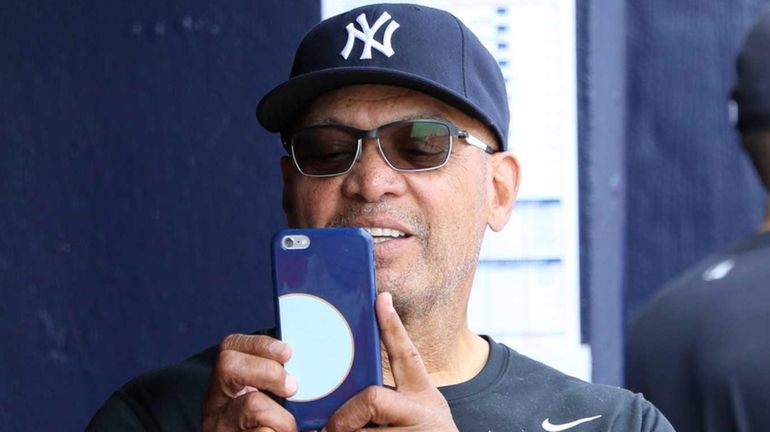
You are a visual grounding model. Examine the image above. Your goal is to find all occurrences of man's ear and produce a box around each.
[280,155,295,182]
[487,152,520,232]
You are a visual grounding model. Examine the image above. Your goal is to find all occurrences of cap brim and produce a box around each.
[256,67,496,135]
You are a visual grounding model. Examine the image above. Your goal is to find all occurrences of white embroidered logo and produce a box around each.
[702,258,735,281]
[542,415,602,431]
[340,12,400,60]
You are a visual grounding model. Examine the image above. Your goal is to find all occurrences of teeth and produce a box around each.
[363,227,406,239]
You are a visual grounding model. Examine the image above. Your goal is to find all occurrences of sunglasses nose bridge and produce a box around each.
[356,133,390,167]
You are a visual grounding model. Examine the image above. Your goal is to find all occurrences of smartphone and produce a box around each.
[271,228,382,430]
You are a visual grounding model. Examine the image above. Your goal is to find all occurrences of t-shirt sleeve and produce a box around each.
[85,390,150,431]
[639,396,676,432]
[83,350,214,432]
[579,385,675,432]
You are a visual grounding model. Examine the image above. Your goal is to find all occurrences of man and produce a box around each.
[88,4,673,431]
[625,7,770,432]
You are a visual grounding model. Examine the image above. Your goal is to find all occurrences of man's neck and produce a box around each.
[381,305,490,389]
[421,327,489,388]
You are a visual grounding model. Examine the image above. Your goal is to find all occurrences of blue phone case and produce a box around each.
[271,228,382,430]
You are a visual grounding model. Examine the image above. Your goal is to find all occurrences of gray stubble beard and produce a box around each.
[328,202,482,330]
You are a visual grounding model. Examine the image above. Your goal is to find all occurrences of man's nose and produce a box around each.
[340,137,407,202]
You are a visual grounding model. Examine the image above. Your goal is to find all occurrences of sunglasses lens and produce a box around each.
[380,121,451,170]
[288,121,453,176]
[291,127,358,176]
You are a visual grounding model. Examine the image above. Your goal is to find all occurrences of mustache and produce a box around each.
[327,203,427,237]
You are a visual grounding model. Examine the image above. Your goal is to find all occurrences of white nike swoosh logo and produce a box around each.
[542,415,602,431]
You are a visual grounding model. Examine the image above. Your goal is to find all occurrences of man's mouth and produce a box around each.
[362,227,408,244]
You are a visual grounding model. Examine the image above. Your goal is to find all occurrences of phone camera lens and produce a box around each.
[283,237,295,248]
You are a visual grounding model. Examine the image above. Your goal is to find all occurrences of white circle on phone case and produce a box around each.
[279,293,354,402]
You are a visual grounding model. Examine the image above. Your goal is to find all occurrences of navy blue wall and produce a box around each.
[582,0,768,386]
[0,1,319,430]
[581,0,629,385]
[623,1,768,336]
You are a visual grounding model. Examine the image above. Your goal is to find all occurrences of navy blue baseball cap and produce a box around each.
[733,6,770,132]
[257,3,509,150]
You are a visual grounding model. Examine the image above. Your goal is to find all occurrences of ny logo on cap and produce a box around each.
[340,12,400,60]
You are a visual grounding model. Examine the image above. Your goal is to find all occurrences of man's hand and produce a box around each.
[201,333,299,432]
[325,292,459,432]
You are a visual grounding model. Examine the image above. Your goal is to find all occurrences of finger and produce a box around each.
[221,333,293,364]
[326,386,420,431]
[220,390,297,432]
[376,292,431,391]
[206,348,298,409]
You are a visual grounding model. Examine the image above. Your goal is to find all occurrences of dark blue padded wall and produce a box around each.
[580,0,629,385]
[581,0,768,385]
[623,0,767,353]
[0,1,319,430]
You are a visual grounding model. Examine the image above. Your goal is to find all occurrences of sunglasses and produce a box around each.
[283,119,496,177]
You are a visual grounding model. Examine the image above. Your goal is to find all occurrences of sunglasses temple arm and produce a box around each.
[459,132,497,154]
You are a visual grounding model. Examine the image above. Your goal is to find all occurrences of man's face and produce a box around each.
[742,129,770,192]
[280,84,507,324]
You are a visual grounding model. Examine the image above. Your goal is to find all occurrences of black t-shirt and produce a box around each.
[88,336,673,431]
[626,231,770,432]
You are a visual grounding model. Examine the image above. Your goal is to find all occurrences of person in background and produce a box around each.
[88,4,673,431]
[626,6,770,432]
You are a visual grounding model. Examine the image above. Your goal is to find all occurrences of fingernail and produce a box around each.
[285,374,298,394]
[269,341,285,356]
[384,292,394,311]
